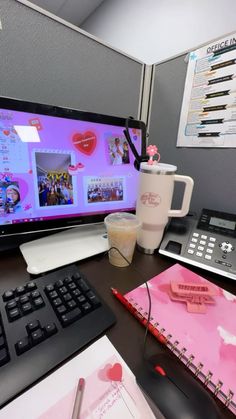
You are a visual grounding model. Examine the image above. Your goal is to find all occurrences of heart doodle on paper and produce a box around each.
[98,363,112,382]
[72,131,97,155]
[107,363,122,382]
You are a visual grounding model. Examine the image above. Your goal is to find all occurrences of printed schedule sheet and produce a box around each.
[177,33,236,147]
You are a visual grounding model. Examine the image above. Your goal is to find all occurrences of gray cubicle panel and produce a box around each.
[149,53,236,215]
[0,0,144,119]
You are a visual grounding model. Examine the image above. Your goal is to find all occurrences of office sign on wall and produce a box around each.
[177,32,236,147]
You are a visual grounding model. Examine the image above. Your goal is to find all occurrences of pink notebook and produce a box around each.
[125,263,236,414]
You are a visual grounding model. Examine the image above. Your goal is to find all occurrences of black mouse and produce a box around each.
[136,353,221,419]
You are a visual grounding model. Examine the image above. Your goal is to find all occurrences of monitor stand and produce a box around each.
[20,223,108,275]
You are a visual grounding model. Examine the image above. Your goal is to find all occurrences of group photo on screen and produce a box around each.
[87,177,124,203]
[107,136,130,165]
[35,151,74,207]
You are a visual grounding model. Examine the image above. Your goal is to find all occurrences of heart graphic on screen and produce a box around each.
[107,363,122,382]
[3,130,10,136]
[72,131,97,155]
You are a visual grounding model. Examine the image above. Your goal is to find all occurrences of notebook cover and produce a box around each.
[125,263,236,410]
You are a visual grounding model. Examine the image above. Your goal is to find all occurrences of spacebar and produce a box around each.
[61,308,82,327]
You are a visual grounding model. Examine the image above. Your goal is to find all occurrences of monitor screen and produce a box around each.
[0,97,146,238]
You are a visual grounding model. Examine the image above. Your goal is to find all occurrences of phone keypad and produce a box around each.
[187,232,235,266]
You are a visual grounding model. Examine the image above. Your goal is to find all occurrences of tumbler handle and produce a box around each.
[168,175,194,218]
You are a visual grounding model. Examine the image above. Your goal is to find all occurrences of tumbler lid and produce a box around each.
[140,162,177,174]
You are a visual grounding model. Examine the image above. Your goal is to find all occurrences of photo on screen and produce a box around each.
[86,176,124,204]
[0,181,21,215]
[35,151,74,207]
[107,135,130,165]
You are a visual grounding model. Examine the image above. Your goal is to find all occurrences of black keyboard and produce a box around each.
[0,264,116,408]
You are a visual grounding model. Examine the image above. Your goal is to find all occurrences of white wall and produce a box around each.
[82,0,236,64]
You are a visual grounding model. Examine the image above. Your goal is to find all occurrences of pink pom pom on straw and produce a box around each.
[146,145,160,165]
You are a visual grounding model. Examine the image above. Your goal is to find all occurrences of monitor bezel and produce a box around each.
[0,96,146,238]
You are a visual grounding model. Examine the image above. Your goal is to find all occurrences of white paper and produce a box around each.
[177,33,236,147]
[0,336,157,419]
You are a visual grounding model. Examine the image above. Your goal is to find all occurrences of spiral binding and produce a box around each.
[128,300,236,414]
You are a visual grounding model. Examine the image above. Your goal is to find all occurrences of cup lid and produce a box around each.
[104,212,140,229]
[140,162,177,174]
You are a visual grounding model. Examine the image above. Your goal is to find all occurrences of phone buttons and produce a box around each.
[187,249,194,254]
[220,242,234,253]
[196,251,203,257]
[209,237,216,242]
[205,254,212,260]
[208,242,215,248]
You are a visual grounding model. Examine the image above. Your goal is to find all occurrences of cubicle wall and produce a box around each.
[149,53,236,215]
[0,0,144,119]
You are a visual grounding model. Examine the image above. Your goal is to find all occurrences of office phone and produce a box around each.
[159,208,236,280]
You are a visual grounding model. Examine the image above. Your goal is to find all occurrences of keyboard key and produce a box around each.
[44,323,57,337]
[0,348,10,366]
[21,302,33,314]
[77,279,90,292]
[61,307,82,327]
[72,288,81,297]
[31,290,40,299]
[15,336,31,355]
[58,286,67,295]
[67,300,76,310]
[26,320,41,333]
[55,280,64,288]
[49,290,58,299]
[81,302,92,313]
[31,329,45,346]
[77,295,86,304]
[3,290,14,302]
[86,291,101,307]
[33,297,45,309]
[8,308,21,321]
[0,336,5,349]
[56,304,67,315]
[19,295,29,304]
[45,284,54,293]
[15,286,25,296]
[53,298,63,307]
[64,277,72,285]
[68,282,76,291]
[26,282,37,291]
[64,293,72,302]
[6,300,17,310]
[72,272,81,280]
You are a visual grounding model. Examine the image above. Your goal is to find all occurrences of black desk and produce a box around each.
[0,248,235,418]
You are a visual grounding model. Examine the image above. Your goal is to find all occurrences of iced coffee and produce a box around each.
[104,212,140,267]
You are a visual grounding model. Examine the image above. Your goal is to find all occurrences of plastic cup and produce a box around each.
[104,212,141,267]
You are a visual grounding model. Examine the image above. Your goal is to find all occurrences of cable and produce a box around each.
[102,246,152,361]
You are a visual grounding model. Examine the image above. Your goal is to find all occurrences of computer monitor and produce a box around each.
[0,97,146,272]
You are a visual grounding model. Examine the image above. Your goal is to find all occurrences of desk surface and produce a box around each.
[0,247,235,418]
